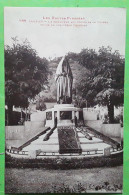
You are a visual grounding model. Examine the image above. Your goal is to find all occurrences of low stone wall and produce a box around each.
[25,121,45,131]
[5,126,25,140]
[83,108,99,120]
[84,120,102,132]
[100,124,121,138]
[6,120,45,141]
[24,121,45,139]
[84,120,122,142]
[45,102,56,109]
[31,111,46,122]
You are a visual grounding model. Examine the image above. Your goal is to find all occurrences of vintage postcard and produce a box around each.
[4,7,125,193]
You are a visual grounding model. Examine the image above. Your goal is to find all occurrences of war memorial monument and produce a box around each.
[6,56,123,162]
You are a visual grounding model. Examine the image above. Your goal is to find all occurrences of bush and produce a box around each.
[114,114,123,127]
[36,98,46,111]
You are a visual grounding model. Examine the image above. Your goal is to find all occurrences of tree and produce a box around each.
[78,48,98,69]
[95,88,124,123]
[76,46,124,123]
[5,38,49,124]
[36,96,46,111]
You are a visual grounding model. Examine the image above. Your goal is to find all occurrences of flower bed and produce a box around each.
[58,127,82,154]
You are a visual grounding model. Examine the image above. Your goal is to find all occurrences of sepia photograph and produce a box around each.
[4,7,125,193]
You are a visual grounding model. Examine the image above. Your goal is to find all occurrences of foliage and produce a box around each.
[102,114,110,124]
[78,48,98,69]
[5,110,26,126]
[114,114,123,127]
[5,37,49,124]
[36,96,46,111]
[72,94,86,108]
[76,46,124,123]
[67,52,80,62]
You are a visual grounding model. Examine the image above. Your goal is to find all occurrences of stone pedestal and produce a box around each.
[45,104,81,128]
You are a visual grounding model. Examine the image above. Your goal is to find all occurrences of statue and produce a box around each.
[55,56,73,104]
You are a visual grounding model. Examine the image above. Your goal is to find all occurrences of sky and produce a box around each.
[4,7,126,59]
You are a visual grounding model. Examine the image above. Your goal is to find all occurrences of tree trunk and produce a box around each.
[107,103,114,123]
[8,103,13,125]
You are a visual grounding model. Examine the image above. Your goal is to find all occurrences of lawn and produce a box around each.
[5,165,123,193]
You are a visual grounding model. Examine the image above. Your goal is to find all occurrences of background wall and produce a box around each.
[5,125,25,140]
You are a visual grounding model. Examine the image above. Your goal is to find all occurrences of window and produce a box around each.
[60,111,72,120]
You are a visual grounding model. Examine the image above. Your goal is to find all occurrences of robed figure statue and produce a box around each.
[55,56,73,104]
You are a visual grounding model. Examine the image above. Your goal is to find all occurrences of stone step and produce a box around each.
[81,142,110,151]
[31,140,59,145]
[31,143,59,145]
[79,137,103,143]
[39,152,59,155]
[77,132,94,138]
[23,144,59,152]
[31,141,59,145]
[80,141,103,144]
[31,138,58,144]
[84,125,120,148]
